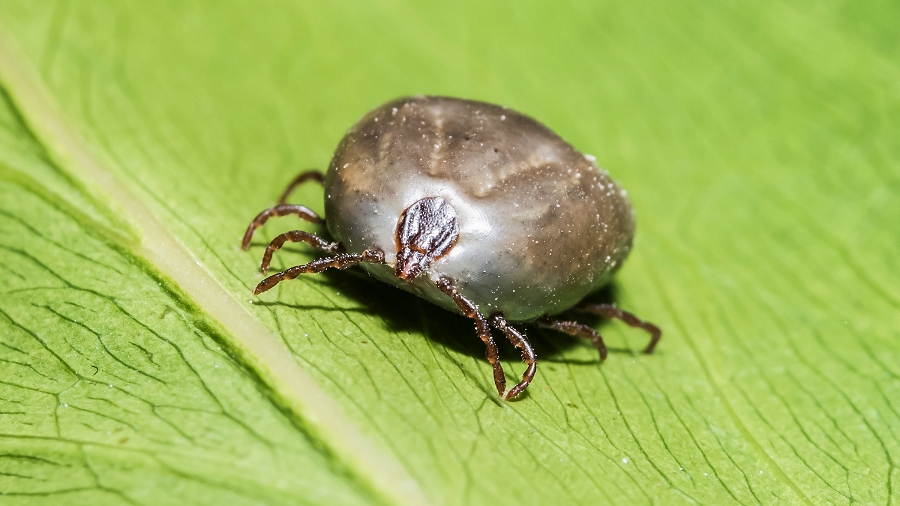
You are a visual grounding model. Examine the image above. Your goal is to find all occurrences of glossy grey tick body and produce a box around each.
[242,96,661,400]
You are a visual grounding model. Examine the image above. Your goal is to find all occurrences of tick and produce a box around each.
[242,96,661,400]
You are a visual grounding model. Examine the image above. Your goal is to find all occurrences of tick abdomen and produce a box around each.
[325,96,634,321]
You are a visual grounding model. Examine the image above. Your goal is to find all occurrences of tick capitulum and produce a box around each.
[241,96,661,400]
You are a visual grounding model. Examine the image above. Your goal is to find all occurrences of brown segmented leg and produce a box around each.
[241,204,324,250]
[278,170,325,204]
[536,317,608,361]
[576,303,662,353]
[436,277,507,397]
[259,230,345,274]
[489,314,536,400]
[254,249,385,295]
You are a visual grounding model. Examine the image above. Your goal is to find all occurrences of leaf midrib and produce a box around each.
[0,23,428,506]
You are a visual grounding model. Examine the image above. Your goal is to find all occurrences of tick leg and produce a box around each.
[259,230,345,274]
[278,170,325,204]
[436,277,507,398]
[253,249,385,295]
[536,317,608,361]
[576,304,662,354]
[489,314,536,400]
[241,204,324,250]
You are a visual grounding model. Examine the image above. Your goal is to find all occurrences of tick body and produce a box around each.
[243,96,660,400]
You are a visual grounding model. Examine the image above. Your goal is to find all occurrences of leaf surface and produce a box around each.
[0,1,898,504]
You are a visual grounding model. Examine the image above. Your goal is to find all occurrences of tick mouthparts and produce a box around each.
[396,263,423,282]
[395,247,429,282]
[397,269,419,282]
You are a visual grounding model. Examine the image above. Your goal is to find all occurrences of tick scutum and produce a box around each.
[395,197,460,282]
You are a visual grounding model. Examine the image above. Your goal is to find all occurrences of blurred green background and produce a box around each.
[0,1,898,504]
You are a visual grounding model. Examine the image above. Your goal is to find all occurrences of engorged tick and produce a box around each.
[242,96,661,400]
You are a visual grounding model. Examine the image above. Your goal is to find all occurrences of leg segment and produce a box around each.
[489,314,536,400]
[241,204,324,250]
[278,170,325,204]
[254,249,385,295]
[536,317,608,361]
[241,204,325,250]
[576,303,662,353]
[436,277,507,397]
[259,230,344,274]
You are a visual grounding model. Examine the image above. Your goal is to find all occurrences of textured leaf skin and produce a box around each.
[1,1,899,505]
[0,92,372,504]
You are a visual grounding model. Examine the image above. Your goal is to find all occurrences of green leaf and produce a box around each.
[1,1,898,505]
